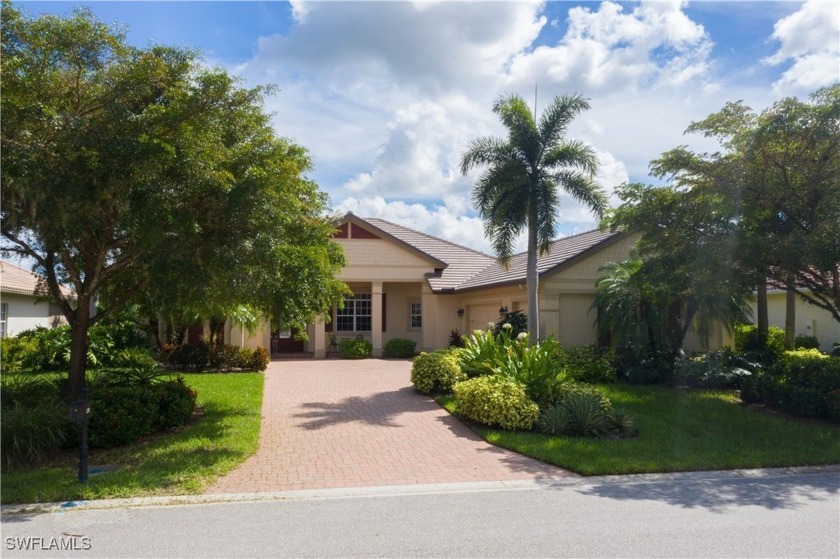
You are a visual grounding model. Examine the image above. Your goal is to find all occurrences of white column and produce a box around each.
[371,282,383,358]
[421,281,437,352]
[313,316,326,359]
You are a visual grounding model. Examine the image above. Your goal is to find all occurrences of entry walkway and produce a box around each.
[208,359,572,493]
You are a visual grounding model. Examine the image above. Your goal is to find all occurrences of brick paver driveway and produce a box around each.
[208,359,573,493]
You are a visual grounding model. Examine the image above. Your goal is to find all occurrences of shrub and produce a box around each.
[0,337,39,374]
[384,338,417,358]
[448,329,465,348]
[458,328,505,377]
[734,324,786,364]
[494,310,528,338]
[154,377,197,430]
[740,352,840,421]
[87,384,159,448]
[1,399,67,467]
[1,373,68,467]
[794,334,820,350]
[250,346,270,371]
[339,338,372,359]
[411,351,466,394]
[673,349,755,389]
[491,337,568,406]
[536,382,628,437]
[159,342,267,371]
[453,376,539,431]
[560,345,618,384]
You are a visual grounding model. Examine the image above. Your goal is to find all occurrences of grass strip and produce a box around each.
[1,373,263,504]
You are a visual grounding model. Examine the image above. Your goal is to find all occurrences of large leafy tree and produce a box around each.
[1,4,347,400]
[600,183,752,371]
[653,85,840,347]
[461,93,608,344]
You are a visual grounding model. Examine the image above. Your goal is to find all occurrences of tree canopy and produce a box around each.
[461,93,607,343]
[1,3,347,398]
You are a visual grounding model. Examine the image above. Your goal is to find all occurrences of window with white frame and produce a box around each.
[0,303,7,338]
[409,301,422,329]
[336,293,372,332]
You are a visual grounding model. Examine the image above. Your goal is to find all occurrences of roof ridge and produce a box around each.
[363,217,495,259]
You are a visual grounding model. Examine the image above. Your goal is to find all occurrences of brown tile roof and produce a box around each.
[0,260,73,298]
[455,229,627,291]
[361,217,496,292]
[346,215,626,293]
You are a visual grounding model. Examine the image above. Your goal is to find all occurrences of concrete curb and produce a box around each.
[3,465,838,516]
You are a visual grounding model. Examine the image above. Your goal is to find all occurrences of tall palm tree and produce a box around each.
[461,93,607,344]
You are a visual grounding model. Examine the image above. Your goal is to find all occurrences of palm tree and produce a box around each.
[461,93,607,344]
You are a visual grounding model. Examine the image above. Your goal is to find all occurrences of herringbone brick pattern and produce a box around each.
[208,359,571,493]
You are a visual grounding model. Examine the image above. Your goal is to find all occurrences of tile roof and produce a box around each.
[0,260,73,298]
[1,260,43,295]
[455,229,626,291]
[362,218,496,291]
[351,215,626,293]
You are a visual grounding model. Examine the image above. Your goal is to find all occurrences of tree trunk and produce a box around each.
[157,313,168,348]
[68,300,91,402]
[784,272,796,350]
[756,282,769,336]
[526,211,540,345]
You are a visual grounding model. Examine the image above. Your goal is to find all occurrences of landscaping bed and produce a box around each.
[436,384,840,476]
[1,373,263,505]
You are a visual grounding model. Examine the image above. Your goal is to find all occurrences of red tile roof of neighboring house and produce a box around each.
[0,260,73,298]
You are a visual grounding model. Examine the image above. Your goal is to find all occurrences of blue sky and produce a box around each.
[16,1,840,253]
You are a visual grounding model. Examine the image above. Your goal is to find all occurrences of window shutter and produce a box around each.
[382,293,387,332]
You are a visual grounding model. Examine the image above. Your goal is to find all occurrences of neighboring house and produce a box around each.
[261,212,645,358]
[0,261,70,338]
[751,289,840,352]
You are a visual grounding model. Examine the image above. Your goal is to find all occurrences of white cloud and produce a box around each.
[764,0,840,92]
[228,0,784,248]
[335,196,494,253]
[505,0,712,93]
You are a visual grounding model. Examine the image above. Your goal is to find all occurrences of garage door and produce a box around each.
[468,303,500,332]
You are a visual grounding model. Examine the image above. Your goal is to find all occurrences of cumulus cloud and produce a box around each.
[505,0,712,92]
[229,0,780,247]
[764,0,840,93]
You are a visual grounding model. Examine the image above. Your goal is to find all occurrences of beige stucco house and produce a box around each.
[751,290,840,352]
[242,213,638,358]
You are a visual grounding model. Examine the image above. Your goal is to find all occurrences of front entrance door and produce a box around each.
[271,328,305,355]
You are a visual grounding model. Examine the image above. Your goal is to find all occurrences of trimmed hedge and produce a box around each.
[560,345,618,384]
[411,351,466,394]
[741,352,840,421]
[383,338,417,358]
[160,342,269,371]
[452,376,539,431]
[734,324,786,364]
[339,338,372,359]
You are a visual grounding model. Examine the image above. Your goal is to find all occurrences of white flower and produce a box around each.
[517,332,528,341]
[487,322,496,330]
[502,323,513,330]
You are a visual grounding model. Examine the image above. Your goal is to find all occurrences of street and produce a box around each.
[2,469,838,558]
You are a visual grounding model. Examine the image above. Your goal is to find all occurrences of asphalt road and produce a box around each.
[2,469,838,558]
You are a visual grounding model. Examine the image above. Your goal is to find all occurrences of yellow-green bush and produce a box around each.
[453,376,539,430]
[411,351,465,394]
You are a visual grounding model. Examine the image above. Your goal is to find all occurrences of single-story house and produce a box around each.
[233,212,645,358]
[0,260,70,338]
[751,289,840,352]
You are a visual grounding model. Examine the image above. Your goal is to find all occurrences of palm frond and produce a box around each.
[460,137,513,175]
[539,94,591,148]
[552,170,608,218]
[543,140,598,175]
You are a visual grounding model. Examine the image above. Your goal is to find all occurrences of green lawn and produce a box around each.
[437,384,840,475]
[1,373,263,505]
